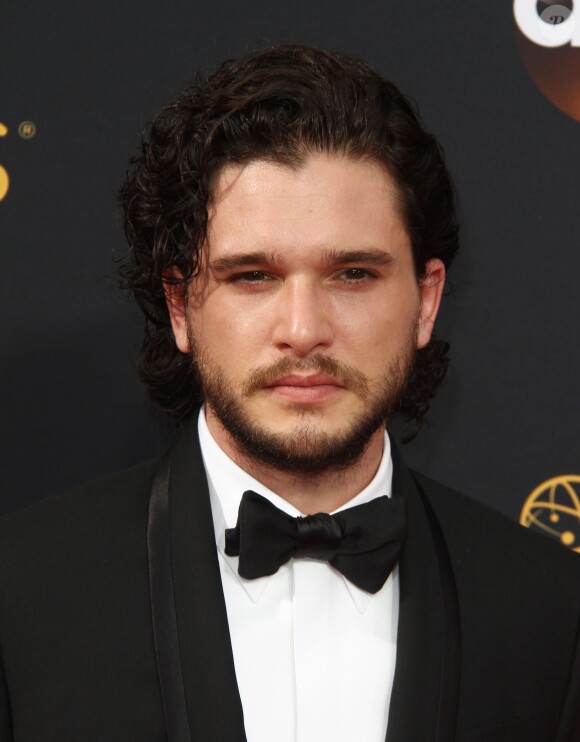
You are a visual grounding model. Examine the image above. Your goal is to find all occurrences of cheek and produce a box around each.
[335,290,419,353]
[191,299,267,368]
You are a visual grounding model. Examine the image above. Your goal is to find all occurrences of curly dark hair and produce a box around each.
[119,43,459,435]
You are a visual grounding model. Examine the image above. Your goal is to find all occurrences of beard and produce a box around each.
[188,326,416,477]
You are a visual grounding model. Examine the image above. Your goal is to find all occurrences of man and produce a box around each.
[0,44,579,742]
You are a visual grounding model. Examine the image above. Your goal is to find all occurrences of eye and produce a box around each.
[228,271,272,284]
[337,268,376,282]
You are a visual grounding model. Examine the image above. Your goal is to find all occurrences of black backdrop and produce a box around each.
[1,1,579,550]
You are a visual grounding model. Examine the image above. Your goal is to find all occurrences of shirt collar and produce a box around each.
[197,407,394,613]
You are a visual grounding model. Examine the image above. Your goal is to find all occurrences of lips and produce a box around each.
[264,373,345,403]
[267,373,344,389]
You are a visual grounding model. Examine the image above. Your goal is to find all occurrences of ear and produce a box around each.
[164,271,191,354]
[416,258,446,349]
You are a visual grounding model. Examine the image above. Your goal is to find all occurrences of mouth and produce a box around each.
[265,373,345,403]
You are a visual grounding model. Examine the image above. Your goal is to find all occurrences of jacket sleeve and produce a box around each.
[555,618,580,741]
[0,649,13,741]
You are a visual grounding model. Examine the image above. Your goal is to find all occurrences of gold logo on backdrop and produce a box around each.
[0,119,37,201]
[18,121,36,139]
[0,121,8,200]
[0,165,9,201]
[520,475,580,552]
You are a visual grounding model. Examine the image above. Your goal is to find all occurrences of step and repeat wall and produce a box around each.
[1,1,579,552]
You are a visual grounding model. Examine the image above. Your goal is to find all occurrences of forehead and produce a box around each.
[206,154,410,261]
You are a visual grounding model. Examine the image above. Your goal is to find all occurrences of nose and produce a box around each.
[271,277,334,357]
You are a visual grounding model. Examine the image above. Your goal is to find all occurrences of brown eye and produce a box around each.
[339,269,374,281]
[230,271,270,283]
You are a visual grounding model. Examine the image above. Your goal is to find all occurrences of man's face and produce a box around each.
[167,153,444,474]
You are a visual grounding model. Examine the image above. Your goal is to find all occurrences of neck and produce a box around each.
[205,410,386,514]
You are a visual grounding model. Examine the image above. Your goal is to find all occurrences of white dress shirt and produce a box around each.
[198,409,399,742]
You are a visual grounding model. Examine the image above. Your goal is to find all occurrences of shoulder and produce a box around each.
[0,459,159,587]
[412,469,580,569]
[0,459,170,703]
[0,457,158,528]
[413,470,580,608]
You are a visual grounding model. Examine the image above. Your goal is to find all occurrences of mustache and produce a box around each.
[241,354,369,395]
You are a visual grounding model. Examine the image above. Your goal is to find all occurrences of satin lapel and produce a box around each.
[167,418,247,742]
[386,445,460,742]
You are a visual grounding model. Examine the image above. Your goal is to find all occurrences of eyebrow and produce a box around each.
[209,248,395,273]
[321,248,395,267]
[209,251,277,273]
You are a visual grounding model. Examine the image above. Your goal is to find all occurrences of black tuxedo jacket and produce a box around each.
[0,420,579,741]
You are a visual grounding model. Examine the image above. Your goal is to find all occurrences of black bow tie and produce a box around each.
[224,490,406,594]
